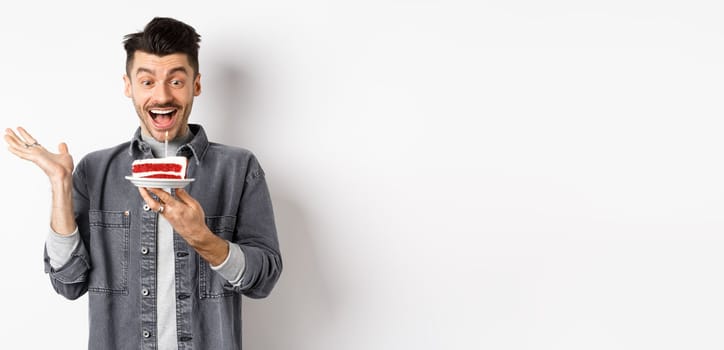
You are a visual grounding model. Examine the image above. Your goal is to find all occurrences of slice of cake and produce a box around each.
[131,156,188,179]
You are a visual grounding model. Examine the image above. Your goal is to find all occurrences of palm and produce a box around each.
[4,127,74,182]
[35,146,74,179]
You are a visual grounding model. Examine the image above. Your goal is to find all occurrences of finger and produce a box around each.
[138,187,167,213]
[4,130,27,149]
[174,188,195,204]
[4,133,20,148]
[5,128,42,154]
[58,142,69,155]
[5,128,21,140]
[6,144,34,161]
[141,188,168,214]
[175,188,204,215]
[138,187,159,207]
[146,187,175,205]
[17,127,38,144]
[5,135,34,158]
[4,128,18,139]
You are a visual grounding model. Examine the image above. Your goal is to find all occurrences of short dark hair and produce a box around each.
[123,17,201,77]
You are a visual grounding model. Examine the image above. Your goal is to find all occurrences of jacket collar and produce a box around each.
[128,124,209,165]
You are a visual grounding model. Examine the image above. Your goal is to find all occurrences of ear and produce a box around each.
[123,74,132,98]
[193,73,202,96]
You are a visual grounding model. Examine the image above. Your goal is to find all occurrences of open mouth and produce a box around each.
[149,108,178,129]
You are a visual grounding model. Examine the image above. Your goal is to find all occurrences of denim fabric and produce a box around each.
[43,124,282,350]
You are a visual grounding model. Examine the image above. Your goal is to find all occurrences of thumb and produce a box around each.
[58,142,69,154]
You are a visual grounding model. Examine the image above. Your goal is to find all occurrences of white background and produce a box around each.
[1,1,724,349]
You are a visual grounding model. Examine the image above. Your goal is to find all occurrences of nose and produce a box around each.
[152,83,172,104]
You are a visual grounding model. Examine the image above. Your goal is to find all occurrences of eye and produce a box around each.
[140,80,153,87]
[170,79,185,87]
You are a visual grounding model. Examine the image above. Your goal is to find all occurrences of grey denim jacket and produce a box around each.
[43,124,282,349]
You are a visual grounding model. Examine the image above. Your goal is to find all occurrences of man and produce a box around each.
[4,17,282,349]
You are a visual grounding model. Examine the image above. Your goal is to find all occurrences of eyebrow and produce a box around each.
[135,66,189,76]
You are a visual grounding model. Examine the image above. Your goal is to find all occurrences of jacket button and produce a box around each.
[142,330,151,338]
[123,211,130,216]
[141,247,149,255]
[176,252,189,257]
[143,204,151,211]
[141,288,149,296]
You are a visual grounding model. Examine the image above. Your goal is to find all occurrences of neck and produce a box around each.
[141,127,193,158]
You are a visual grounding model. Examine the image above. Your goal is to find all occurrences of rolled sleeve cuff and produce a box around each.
[210,241,246,286]
[46,227,80,270]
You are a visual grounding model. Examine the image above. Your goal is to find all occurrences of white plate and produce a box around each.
[125,176,195,188]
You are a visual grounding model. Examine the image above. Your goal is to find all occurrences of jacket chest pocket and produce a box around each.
[199,215,236,299]
[88,210,130,295]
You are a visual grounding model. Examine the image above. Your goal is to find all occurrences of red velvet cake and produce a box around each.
[131,156,188,179]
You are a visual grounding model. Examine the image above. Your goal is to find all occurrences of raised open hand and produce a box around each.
[4,127,74,184]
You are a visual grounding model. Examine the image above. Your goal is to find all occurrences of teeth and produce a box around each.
[151,109,174,114]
